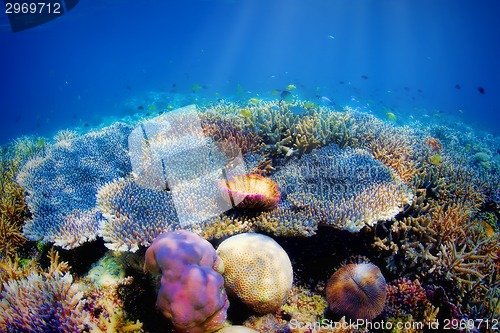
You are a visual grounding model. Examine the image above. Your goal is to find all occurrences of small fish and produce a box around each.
[455,84,461,90]
[429,154,442,165]
[386,112,397,121]
[328,35,335,39]
[249,97,260,104]
[240,108,252,118]
[191,84,202,92]
[148,105,157,111]
[286,84,296,91]
[271,89,281,95]
[457,109,464,113]
[318,96,335,105]
[280,90,293,104]
[478,86,485,94]
[361,75,369,80]
[303,101,317,109]
[137,105,144,110]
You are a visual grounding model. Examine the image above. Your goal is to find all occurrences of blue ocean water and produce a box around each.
[0,0,499,145]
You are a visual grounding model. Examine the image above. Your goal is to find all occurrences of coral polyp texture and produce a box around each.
[218,174,280,210]
[272,143,413,232]
[16,122,132,249]
[144,230,229,333]
[216,233,293,314]
[97,177,178,252]
[128,105,246,226]
[326,263,387,321]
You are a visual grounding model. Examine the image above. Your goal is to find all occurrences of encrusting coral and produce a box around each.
[144,230,229,333]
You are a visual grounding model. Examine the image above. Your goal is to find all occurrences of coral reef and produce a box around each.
[218,174,280,210]
[217,326,259,333]
[216,233,293,314]
[144,230,229,333]
[0,156,29,259]
[17,122,133,249]
[326,263,387,321]
[204,100,352,156]
[97,177,177,252]
[272,143,413,232]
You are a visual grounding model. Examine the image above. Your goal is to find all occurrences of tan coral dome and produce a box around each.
[216,233,293,314]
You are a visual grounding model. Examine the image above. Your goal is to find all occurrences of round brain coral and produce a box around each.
[216,233,293,314]
[326,263,387,321]
[144,230,229,333]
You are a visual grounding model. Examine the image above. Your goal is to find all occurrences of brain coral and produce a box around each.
[16,123,132,249]
[272,143,413,232]
[144,230,229,333]
[216,233,293,314]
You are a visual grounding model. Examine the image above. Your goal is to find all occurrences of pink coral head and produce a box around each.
[144,230,229,333]
[218,174,280,210]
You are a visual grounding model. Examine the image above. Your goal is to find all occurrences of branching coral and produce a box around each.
[0,249,89,332]
[0,156,29,259]
[204,100,352,156]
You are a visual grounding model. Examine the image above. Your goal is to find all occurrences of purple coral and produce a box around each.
[144,230,229,333]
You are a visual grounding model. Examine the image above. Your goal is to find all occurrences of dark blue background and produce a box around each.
[1,0,499,145]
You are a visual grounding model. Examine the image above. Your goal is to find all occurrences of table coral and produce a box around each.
[272,143,413,232]
[17,122,133,249]
[144,230,229,333]
[216,233,293,314]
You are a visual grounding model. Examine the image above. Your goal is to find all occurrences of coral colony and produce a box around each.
[0,99,499,333]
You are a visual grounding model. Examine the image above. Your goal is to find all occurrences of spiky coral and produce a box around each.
[0,156,29,259]
[204,100,352,156]
[200,113,263,156]
[0,249,89,332]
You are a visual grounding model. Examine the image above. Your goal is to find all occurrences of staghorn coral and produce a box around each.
[272,143,413,232]
[216,233,293,314]
[204,100,352,156]
[144,230,229,333]
[200,113,264,156]
[0,154,29,259]
[17,122,133,249]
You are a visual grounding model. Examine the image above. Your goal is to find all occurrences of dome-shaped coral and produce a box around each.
[326,263,387,321]
[144,230,229,333]
[216,233,292,314]
[218,174,280,210]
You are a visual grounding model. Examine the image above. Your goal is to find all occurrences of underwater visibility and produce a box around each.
[1,1,499,332]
